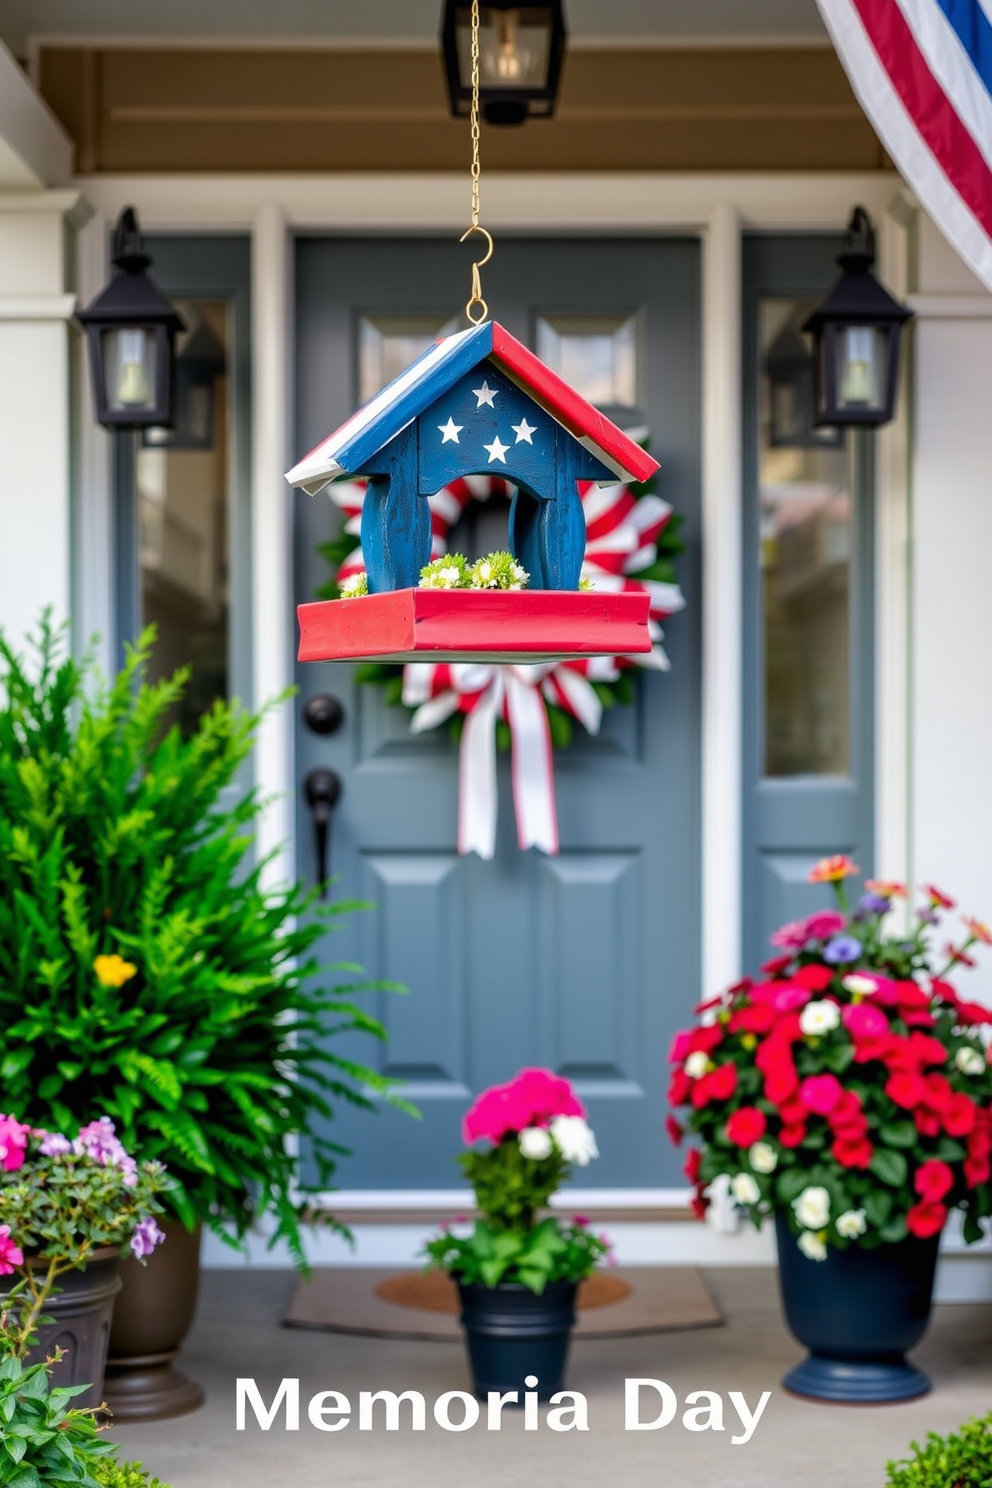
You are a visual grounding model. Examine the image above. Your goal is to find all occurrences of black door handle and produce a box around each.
[303,767,342,898]
[303,694,345,735]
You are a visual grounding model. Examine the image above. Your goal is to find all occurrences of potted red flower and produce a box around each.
[425,1067,610,1401]
[668,856,992,1404]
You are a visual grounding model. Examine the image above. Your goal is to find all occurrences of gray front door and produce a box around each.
[293,237,700,1191]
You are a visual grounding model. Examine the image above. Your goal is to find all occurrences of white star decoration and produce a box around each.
[483,436,510,464]
[472,380,498,408]
[511,417,536,445]
[437,417,462,444]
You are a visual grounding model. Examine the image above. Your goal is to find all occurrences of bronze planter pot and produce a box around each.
[103,1219,204,1421]
[2,1247,122,1411]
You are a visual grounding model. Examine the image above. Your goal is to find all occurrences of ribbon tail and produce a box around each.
[506,674,559,856]
[457,675,503,859]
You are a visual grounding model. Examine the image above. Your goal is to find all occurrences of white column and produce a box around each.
[0,191,88,653]
[909,214,992,1000]
[701,203,742,995]
[251,202,296,887]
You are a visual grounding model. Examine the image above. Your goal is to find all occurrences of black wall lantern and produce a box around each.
[441,1,567,125]
[803,206,913,428]
[76,206,185,430]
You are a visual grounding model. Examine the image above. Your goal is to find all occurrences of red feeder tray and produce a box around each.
[297,589,651,665]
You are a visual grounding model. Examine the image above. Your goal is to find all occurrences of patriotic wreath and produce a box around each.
[316,458,685,857]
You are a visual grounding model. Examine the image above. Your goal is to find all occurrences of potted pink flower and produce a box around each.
[0,1114,168,1408]
[425,1067,609,1400]
[667,857,992,1404]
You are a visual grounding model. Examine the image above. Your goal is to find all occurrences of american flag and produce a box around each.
[816,0,992,292]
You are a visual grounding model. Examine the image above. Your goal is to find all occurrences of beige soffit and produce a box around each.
[36,44,890,175]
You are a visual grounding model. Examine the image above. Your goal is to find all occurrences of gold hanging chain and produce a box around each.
[460,0,493,325]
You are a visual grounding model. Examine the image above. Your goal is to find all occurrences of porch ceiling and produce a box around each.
[0,0,827,57]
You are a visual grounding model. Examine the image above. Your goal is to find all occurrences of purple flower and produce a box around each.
[858,892,891,916]
[917,907,940,926]
[823,935,863,965]
[130,1216,166,1259]
[74,1116,138,1183]
[38,1132,72,1157]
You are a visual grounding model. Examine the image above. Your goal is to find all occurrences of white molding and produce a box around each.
[251,203,296,889]
[701,203,743,995]
[74,173,901,235]
[310,1188,691,1211]
[874,206,913,888]
[0,293,75,319]
[907,293,992,317]
[0,189,89,224]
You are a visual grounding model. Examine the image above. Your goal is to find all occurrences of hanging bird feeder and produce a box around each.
[286,0,658,666]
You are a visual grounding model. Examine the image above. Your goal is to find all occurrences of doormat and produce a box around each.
[283,1267,722,1341]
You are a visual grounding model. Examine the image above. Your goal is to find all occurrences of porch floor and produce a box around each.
[110,1267,992,1488]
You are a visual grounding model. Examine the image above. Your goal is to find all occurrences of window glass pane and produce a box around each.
[759,298,851,777]
[136,299,229,732]
[535,314,639,408]
[359,315,459,402]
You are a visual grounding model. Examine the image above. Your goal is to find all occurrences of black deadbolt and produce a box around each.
[303,693,345,736]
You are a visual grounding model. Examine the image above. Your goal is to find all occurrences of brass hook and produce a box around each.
[460,224,494,325]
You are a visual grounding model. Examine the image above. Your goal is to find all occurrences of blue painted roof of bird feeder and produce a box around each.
[285,319,659,497]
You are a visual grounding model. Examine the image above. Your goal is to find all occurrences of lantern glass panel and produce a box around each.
[837,323,889,413]
[759,298,852,779]
[102,326,158,413]
[455,7,553,92]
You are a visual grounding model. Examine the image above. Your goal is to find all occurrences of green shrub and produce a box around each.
[0,617,408,1268]
[0,1353,113,1488]
[886,1412,992,1488]
[93,1460,170,1488]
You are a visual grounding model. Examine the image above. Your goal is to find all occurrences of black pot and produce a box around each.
[1,1248,122,1411]
[457,1280,577,1401]
[775,1213,941,1403]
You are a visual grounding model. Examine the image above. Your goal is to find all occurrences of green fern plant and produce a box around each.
[0,616,409,1271]
[886,1413,992,1488]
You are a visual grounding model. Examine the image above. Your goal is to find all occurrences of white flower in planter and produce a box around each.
[749,1141,778,1174]
[798,1231,828,1261]
[549,1115,599,1166]
[518,1126,554,1160]
[730,1172,760,1205]
[836,1209,868,1238]
[793,1185,831,1230]
[799,1000,841,1036]
[841,973,879,995]
[684,1051,710,1079]
[955,1046,986,1076]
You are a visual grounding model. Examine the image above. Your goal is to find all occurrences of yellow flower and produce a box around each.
[93,954,138,988]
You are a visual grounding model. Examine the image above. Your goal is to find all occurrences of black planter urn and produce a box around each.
[775,1214,941,1403]
[457,1280,577,1401]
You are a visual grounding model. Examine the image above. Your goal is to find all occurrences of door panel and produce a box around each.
[294,236,700,1190]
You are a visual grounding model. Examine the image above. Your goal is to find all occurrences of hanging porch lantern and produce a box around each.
[76,207,185,431]
[441,0,567,125]
[803,206,912,428]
